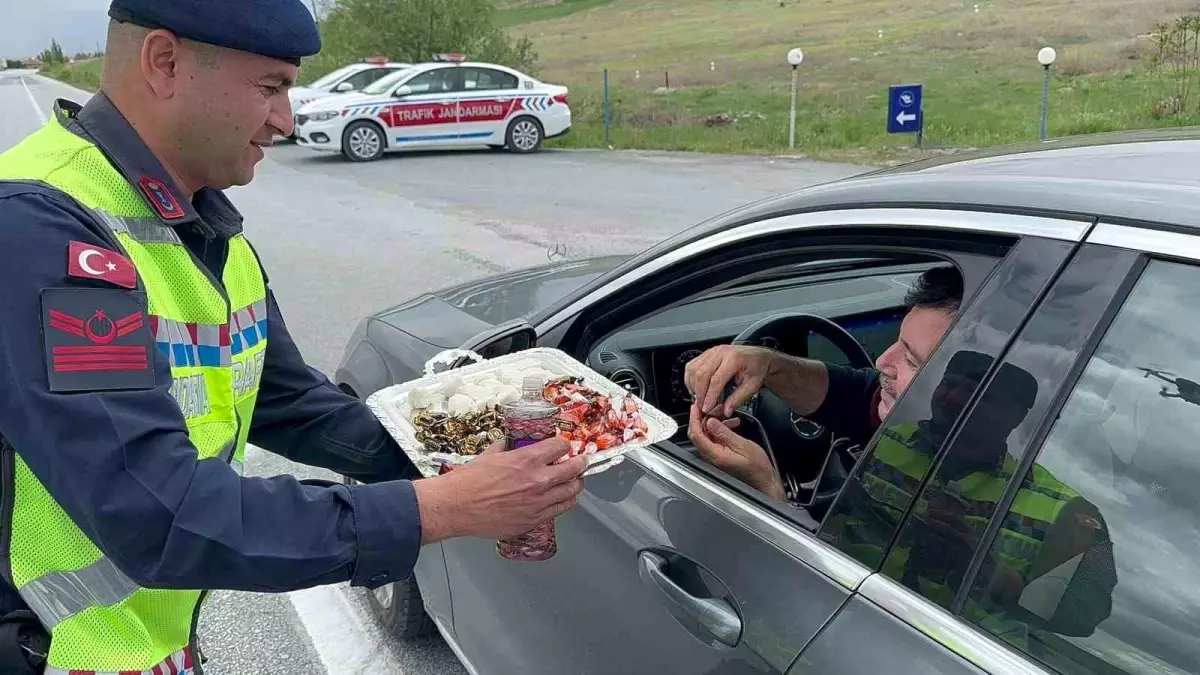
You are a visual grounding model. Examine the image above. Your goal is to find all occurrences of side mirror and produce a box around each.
[393,84,413,98]
[333,81,355,93]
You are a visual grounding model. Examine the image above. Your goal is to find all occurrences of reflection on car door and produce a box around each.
[455,67,524,146]
[441,445,866,675]
[801,240,1126,675]
[382,67,462,146]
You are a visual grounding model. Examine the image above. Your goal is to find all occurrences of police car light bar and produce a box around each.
[362,56,388,64]
[433,53,467,63]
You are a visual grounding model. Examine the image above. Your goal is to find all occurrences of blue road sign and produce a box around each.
[887,84,923,134]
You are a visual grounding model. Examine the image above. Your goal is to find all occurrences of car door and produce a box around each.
[455,67,523,145]
[440,208,1092,675]
[383,67,462,147]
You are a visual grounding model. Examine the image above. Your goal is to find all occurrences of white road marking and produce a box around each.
[288,583,405,674]
[21,77,47,124]
[244,444,406,673]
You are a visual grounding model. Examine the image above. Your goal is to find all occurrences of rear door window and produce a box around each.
[462,67,519,91]
[961,259,1200,674]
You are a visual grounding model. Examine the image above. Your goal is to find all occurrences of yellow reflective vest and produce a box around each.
[0,104,267,673]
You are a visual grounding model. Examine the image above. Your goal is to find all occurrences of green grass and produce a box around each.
[496,0,614,27]
[514,0,1200,161]
[40,58,102,92]
[549,59,1200,163]
[41,1,1200,162]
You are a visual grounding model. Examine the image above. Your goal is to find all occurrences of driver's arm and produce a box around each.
[687,346,880,443]
[802,363,882,445]
[687,345,831,418]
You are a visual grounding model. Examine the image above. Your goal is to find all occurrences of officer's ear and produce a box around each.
[140,29,186,100]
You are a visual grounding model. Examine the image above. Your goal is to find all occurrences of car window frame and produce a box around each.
[397,66,462,97]
[526,208,1093,588]
[341,67,389,91]
[462,66,519,92]
[936,222,1200,674]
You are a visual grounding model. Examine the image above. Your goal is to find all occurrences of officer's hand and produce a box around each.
[685,345,776,417]
[688,404,785,501]
[413,437,587,543]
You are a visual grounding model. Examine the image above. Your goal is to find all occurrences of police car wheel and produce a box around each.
[506,116,543,154]
[342,121,386,162]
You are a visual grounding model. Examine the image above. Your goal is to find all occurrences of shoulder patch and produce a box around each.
[67,241,137,289]
[41,288,156,393]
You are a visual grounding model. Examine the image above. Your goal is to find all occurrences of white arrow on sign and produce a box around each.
[896,111,918,126]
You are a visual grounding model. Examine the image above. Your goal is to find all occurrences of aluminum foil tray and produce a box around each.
[366,347,677,478]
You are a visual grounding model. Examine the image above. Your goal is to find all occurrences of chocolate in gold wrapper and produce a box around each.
[412,405,505,456]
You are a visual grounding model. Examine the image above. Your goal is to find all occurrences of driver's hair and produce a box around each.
[905,266,963,315]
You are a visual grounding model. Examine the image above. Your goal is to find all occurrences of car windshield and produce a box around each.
[363,68,415,95]
[307,65,361,90]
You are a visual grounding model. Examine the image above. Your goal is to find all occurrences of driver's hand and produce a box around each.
[685,345,776,417]
[688,404,786,501]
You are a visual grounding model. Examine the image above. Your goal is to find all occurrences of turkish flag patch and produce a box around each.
[67,241,137,289]
[139,176,185,220]
[40,288,156,392]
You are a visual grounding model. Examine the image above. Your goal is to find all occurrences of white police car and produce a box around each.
[293,55,570,161]
[289,58,413,119]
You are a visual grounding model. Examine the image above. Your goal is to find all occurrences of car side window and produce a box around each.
[402,69,458,95]
[960,260,1200,675]
[341,68,386,91]
[462,68,518,91]
[817,237,1090,566]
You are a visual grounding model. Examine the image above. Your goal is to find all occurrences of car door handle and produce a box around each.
[638,551,742,647]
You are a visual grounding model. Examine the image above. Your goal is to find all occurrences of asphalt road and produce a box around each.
[0,69,869,674]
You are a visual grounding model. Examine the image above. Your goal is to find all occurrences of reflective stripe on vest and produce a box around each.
[0,109,266,672]
[15,439,240,631]
[865,424,1076,646]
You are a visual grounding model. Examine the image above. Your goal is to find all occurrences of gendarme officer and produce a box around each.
[0,1,587,673]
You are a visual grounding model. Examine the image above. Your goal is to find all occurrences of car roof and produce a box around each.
[406,61,530,77]
[348,62,410,69]
[711,128,1200,235]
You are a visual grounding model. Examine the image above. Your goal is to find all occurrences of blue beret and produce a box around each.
[108,0,320,65]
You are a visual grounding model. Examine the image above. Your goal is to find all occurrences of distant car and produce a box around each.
[335,129,1200,675]
[289,61,412,119]
[293,55,570,161]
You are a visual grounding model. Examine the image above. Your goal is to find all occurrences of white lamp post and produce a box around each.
[1037,47,1057,141]
[787,48,804,150]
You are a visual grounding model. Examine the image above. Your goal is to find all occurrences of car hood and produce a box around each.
[373,255,629,348]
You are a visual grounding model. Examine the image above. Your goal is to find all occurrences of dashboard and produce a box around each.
[586,263,925,421]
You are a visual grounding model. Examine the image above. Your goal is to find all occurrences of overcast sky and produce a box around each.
[3,0,110,61]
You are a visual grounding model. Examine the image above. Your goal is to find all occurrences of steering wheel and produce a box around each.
[731,313,873,507]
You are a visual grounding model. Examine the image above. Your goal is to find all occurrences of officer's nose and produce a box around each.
[268,94,294,138]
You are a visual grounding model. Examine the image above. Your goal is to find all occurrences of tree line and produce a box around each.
[301,0,537,82]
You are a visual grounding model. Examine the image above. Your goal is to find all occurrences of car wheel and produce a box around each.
[506,116,544,154]
[340,471,437,639]
[342,121,386,162]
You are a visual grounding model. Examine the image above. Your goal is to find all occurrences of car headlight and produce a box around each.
[305,111,341,123]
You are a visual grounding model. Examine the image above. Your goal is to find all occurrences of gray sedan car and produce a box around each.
[336,130,1200,675]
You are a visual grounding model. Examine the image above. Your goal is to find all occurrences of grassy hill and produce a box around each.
[40,1,1200,161]
[500,0,1200,161]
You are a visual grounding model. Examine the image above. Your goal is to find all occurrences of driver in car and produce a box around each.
[683,266,963,501]
[685,267,1119,648]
